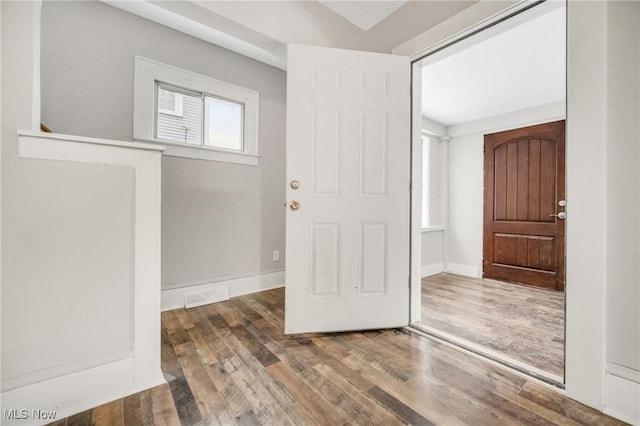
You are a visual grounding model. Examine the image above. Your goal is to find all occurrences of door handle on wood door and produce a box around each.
[550,212,566,219]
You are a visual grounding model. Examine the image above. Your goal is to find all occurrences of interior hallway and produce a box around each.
[419,273,565,381]
[45,288,623,426]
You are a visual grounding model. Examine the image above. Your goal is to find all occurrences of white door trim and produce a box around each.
[406,0,561,325]
[404,0,617,405]
[405,0,625,414]
[409,61,423,324]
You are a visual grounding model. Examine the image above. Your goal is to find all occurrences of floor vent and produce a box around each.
[184,285,230,309]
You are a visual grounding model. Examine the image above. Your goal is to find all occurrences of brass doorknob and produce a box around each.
[290,180,300,190]
[290,201,300,211]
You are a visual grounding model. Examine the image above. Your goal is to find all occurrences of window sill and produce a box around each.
[134,138,259,166]
[421,225,444,233]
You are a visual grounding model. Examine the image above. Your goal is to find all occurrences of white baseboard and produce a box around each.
[604,365,640,425]
[161,270,285,311]
[421,263,444,277]
[0,358,165,426]
[447,263,480,278]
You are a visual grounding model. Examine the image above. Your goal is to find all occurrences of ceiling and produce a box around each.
[421,3,566,126]
[104,0,564,127]
[318,0,409,31]
[105,0,475,69]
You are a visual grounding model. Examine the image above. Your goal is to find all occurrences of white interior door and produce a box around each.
[285,44,410,334]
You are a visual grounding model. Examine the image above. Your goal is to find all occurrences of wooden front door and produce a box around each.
[483,120,565,291]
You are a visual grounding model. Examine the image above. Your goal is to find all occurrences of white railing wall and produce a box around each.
[0,131,164,425]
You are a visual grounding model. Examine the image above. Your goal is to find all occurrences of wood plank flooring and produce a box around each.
[49,287,623,426]
[419,273,565,379]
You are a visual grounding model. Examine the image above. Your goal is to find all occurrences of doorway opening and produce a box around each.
[411,1,567,386]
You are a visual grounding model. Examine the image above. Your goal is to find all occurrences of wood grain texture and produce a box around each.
[90,400,123,426]
[484,120,566,291]
[50,287,623,426]
[420,273,565,379]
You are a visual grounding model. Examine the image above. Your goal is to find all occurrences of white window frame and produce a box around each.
[134,56,260,166]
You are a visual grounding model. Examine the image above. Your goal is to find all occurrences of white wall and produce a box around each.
[445,101,565,277]
[605,0,640,374]
[603,1,640,422]
[0,3,3,402]
[40,1,286,292]
[3,161,135,389]
[421,230,443,277]
[2,2,164,423]
[563,2,639,422]
[564,0,608,410]
[1,0,41,396]
[4,131,165,425]
[446,131,483,277]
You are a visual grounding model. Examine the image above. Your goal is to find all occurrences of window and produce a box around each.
[156,84,201,145]
[157,87,183,117]
[134,56,260,166]
[422,136,430,228]
[204,96,243,150]
[422,134,442,229]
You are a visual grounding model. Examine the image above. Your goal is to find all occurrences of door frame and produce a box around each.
[407,0,570,383]
[408,0,559,324]
[406,0,611,412]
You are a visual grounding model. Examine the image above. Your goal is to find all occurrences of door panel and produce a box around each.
[483,120,565,291]
[285,44,410,334]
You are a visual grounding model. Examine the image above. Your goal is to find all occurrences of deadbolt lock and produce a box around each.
[290,180,300,190]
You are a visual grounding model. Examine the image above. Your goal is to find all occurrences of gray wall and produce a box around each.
[40,1,286,288]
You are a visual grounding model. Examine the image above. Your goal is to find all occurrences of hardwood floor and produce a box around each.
[49,288,623,426]
[419,273,565,380]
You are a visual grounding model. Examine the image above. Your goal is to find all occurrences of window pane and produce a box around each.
[204,97,243,151]
[158,88,175,112]
[156,85,201,145]
[422,137,429,227]
[158,87,184,116]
